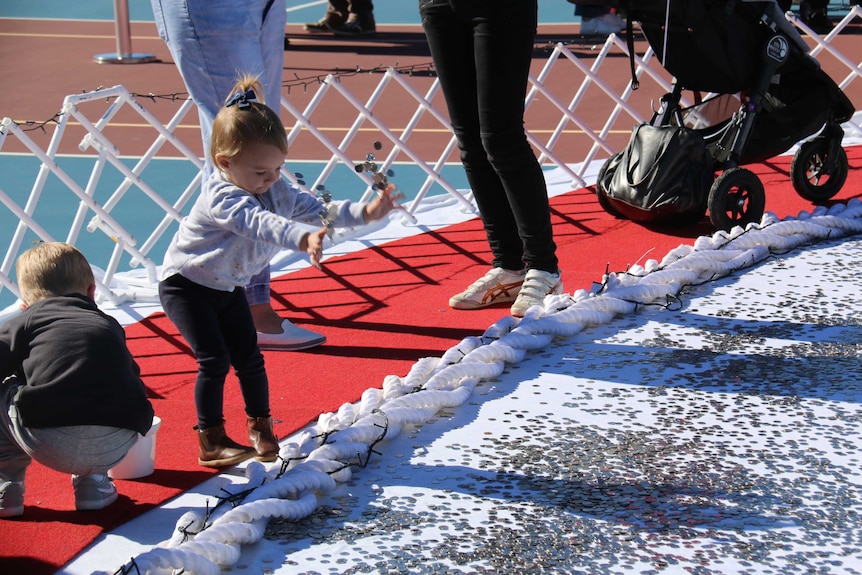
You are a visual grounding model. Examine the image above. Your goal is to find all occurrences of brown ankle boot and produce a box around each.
[247,416,279,462]
[195,423,255,468]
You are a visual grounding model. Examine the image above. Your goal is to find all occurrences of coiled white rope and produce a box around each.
[108,199,862,575]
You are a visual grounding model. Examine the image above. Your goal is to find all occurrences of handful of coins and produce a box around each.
[318,142,397,238]
[354,141,395,192]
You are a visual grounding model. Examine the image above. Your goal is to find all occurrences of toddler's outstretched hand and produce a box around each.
[364,185,405,222]
[305,227,327,269]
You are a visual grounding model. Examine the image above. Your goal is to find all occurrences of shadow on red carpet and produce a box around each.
[1,147,860,574]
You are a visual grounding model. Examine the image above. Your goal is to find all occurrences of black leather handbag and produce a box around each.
[597,123,713,224]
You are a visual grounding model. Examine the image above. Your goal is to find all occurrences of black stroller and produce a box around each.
[594,0,856,230]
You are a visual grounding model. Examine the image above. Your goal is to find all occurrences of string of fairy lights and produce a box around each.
[1,62,439,135]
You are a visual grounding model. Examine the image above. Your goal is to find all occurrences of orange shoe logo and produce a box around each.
[482,281,523,305]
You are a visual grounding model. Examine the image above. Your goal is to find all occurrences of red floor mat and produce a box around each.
[2,148,860,574]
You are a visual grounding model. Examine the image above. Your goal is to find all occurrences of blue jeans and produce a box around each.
[150,0,286,306]
[158,274,270,429]
[419,0,558,273]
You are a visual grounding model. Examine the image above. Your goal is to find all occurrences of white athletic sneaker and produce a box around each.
[72,474,118,511]
[449,268,526,310]
[0,480,24,518]
[257,319,326,351]
[510,269,563,317]
[581,12,625,35]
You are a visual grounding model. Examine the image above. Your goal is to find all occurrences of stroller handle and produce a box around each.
[756,0,813,56]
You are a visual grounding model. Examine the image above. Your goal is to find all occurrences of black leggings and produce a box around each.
[159,274,270,429]
[419,0,558,273]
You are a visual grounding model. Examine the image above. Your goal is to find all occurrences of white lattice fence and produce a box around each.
[1,8,860,308]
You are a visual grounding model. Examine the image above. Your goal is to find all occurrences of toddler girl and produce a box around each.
[159,75,402,467]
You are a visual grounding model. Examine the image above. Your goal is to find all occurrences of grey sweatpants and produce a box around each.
[0,377,138,483]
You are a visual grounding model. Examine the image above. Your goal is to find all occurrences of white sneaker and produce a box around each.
[449,268,526,310]
[581,12,625,35]
[0,480,24,518]
[510,269,563,317]
[72,474,118,511]
[257,319,326,351]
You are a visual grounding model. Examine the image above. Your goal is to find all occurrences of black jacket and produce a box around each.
[0,294,154,434]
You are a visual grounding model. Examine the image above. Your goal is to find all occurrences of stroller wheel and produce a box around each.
[595,154,624,218]
[707,168,765,231]
[790,139,848,203]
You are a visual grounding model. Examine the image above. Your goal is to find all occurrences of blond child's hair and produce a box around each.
[16,242,95,305]
[210,74,288,167]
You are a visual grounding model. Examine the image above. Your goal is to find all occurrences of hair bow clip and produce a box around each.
[226,89,257,109]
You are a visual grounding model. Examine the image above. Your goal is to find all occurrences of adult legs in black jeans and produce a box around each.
[419,0,558,274]
[158,274,270,429]
[420,0,561,316]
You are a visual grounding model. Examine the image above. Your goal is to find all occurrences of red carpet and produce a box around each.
[1,148,860,574]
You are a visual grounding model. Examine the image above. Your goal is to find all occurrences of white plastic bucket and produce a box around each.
[109,416,161,479]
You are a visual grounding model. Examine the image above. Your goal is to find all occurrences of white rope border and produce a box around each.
[106,199,862,575]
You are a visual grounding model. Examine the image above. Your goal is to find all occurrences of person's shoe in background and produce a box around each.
[581,12,625,35]
[304,13,346,34]
[256,319,326,351]
[333,14,376,36]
